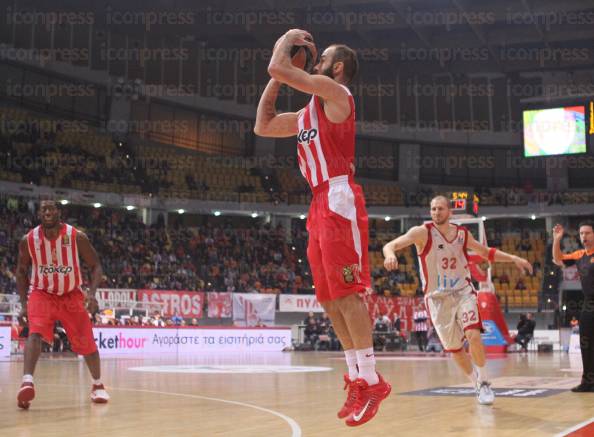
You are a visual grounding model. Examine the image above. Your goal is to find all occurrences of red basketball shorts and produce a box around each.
[28,288,98,355]
[306,175,371,303]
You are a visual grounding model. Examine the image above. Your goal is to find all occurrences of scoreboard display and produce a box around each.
[450,192,480,217]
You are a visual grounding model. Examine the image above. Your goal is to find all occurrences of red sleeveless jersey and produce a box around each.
[296,85,356,190]
[26,223,83,295]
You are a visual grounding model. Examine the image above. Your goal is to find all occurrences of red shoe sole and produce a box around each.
[91,398,108,404]
[17,386,35,410]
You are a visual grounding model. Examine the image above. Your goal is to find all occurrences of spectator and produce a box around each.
[515,313,536,351]
[571,316,580,334]
[413,304,429,352]
[171,312,183,326]
[303,317,319,349]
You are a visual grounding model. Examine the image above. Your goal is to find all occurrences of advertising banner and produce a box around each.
[138,290,205,318]
[96,288,137,308]
[364,295,422,332]
[279,294,323,312]
[0,326,10,358]
[207,292,233,318]
[232,293,276,326]
[92,327,291,355]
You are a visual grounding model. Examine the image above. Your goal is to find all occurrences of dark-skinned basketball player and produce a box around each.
[16,199,109,409]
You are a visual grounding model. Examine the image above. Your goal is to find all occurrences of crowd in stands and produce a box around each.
[0,194,557,314]
[0,196,315,295]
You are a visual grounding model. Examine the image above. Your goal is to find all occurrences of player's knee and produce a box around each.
[465,329,481,343]
[28,333,42,343]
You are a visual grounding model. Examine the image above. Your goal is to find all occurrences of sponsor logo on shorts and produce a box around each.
[38,265,73,275]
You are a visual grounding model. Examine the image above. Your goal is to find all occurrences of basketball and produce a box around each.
[290,41,315,72]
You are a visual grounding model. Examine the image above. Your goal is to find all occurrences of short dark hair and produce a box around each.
[329,44,359,85]
[578,220,594,232]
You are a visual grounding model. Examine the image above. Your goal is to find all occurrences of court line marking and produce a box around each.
[554,416,594,437]
[111,385,302,437]
[4,383,301,437]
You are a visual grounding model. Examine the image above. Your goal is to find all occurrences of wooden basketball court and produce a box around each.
[1,352,592,436]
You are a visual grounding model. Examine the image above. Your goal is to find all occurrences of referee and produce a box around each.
[552,221,594,392]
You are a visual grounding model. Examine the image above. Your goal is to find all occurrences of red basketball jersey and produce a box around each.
[296,85,356,189]
[27,223,83,295]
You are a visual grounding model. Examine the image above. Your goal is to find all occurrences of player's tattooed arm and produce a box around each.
[254,79,299,138]
[77,231,103,297]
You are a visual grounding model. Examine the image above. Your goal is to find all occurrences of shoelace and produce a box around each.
[351,380,371,410]
[344,381,360,406]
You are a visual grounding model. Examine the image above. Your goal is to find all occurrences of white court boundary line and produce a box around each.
[553,416,594,437]
[8,383,302,437]
[112,386,301,437]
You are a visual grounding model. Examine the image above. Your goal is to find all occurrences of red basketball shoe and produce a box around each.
[345,373,391,427]
[337,374,359,419]
[17,382,35,409]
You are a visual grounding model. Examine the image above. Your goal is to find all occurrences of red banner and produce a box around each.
[207,292,233,318]
[138,290,205,318]
[364,295,422,332]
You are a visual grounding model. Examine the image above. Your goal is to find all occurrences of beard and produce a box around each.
[320,64,334,79]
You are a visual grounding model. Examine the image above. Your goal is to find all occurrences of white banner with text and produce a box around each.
[279,294,323,312]
[92,327,291,355]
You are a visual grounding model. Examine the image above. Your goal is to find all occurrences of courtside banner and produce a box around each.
[232,293,276,326]
[364,296,422,331]
[96,288,137,308]
[138,290,205,318]
[279,294,323,312]
[207,292,233,318]
[0,326,10,358]
[92,327,291,355]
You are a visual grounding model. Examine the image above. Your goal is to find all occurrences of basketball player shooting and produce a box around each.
[383,196,533,405]
[15,199,109,409]
[254,29,390,426]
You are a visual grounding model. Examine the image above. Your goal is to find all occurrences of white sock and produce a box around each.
[93,379,102,386]
[466,367,478,386]
[22,374,34,384]
[344,349,358,381]
[356,348,379,385]
[476,365,489,383]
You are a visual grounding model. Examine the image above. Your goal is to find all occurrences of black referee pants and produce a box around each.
[579,305,594,384]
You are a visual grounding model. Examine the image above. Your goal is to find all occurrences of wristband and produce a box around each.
[488,247,496,262]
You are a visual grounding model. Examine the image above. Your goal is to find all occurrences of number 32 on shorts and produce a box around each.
[461,310,477,325]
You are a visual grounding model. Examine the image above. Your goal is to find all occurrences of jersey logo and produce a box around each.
[437,274,461,290]
[297,128,318,144]
[62,235,70,245]
[438,244,444,250]
[38,265,73,275]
